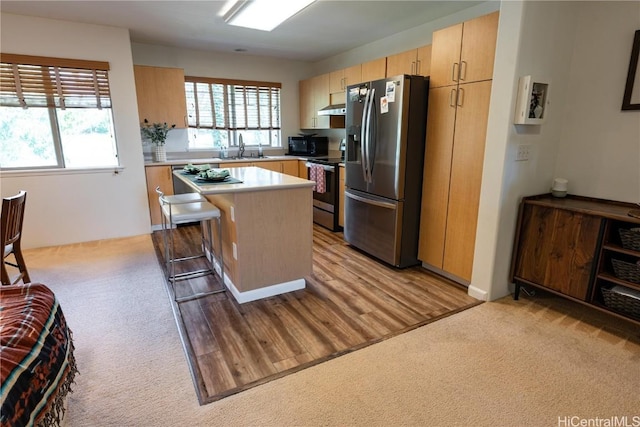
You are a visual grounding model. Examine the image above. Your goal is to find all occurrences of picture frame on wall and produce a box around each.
[514,75,550,125]
[622,29,640,111]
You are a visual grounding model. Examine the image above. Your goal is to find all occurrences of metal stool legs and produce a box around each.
[156,188,225,302]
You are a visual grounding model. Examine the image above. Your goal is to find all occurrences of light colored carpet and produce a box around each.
[23,234,640,427]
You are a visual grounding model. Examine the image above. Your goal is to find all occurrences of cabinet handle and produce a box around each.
[457,87,465,107]
[452,62,459,82]
[460,61,467,81]
[449,88,457,107]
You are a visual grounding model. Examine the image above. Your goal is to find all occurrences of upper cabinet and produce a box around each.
[430,11,499,88]
[299,73,330,129]
[329,64,362,94]
[133,65,188,128]
[361,57,387,82]
[386,45,431,77]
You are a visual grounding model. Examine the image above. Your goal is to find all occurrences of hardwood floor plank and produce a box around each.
[179,300,219,356]
[152,224,482,404]
[199,350,238,396]
[235,299,307,367]
[199,298,277,384]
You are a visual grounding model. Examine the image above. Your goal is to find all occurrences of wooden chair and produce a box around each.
[1,191,30,286]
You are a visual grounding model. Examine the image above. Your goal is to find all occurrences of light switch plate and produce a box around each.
[516,144,531,161]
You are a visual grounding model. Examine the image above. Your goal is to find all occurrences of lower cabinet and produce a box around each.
[510,194,640,325]
[144,165,173,227]
[221,160,298,176]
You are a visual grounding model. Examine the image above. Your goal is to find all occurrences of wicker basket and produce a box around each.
[611,259,640,284]
[601,286,640,320]
[619,228,640,251]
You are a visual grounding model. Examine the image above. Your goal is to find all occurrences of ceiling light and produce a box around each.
[223,0,315,32]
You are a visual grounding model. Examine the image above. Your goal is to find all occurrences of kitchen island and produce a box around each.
[174,167,314,303]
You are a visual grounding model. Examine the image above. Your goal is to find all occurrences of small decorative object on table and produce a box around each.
[141,119,176,162]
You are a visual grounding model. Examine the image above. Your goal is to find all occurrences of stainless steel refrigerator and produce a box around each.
[344,75,429,268]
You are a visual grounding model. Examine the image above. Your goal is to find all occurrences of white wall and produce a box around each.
[555,1,640,203]
[471,1,640,301]
[0,13,151,249]
[131,42,313,154]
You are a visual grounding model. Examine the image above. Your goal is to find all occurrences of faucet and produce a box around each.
[238,134,245,158]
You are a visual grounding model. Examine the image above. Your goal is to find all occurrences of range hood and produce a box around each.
[318,103,346,116]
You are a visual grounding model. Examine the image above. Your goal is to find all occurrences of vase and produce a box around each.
[153,145,167,162]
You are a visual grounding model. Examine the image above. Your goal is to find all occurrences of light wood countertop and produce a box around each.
[174,166,314,194]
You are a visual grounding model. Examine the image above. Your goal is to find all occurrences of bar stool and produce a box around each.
[156,187,225,302]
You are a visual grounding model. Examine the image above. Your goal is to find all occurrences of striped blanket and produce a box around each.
[1,283,78,427]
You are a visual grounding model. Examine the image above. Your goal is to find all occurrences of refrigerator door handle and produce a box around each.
[360,88,370,182]
[345,190,396,210]
[367,87,377,182]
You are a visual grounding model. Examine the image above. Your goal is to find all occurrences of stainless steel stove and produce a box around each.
[305,156,343,231]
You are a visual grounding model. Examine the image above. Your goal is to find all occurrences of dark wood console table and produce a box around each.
[510,194,640,326]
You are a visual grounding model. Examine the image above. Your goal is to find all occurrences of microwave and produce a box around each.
[288,136,328,157]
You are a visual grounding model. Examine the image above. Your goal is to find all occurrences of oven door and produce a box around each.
[306,162,339,230]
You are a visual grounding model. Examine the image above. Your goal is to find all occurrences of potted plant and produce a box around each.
[141,119,175,162]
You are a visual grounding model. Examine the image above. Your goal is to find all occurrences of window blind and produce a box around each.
[185,76,281,131]
[0,53,111,109]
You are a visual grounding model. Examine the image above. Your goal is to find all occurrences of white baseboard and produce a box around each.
[206,247,306,304]
[227,278,306,304]
[467,285,488,301]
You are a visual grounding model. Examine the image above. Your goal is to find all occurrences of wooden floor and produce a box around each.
[151,224,481,404]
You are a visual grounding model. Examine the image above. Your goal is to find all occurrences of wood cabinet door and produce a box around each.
[134,65,187,128]
[459,11,499,84]
[430,23,463,88]
[298,160,308,178]
[343,64,362,88]
[442,81,492,282]
[329,69,345,94]
[312,73,330,129]
[386,49,417,77]
[281,160,299,177]
[256,161,282,173]
[145,165,173,226]
[416,45,432,77]
[514,204,601,300]
[299,78,315,129]
[417,86,457,267]
[361,57,386,82]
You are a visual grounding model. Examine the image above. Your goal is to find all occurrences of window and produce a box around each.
[185,77,281,150]
[0,54,118,170]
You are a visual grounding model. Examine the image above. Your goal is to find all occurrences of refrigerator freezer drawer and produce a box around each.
[344,189,402,267]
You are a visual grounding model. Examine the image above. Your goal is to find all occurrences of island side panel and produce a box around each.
[203,193,238,286]
[234,187,313,292]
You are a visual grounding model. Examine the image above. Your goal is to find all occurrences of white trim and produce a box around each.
[227,278,306,304]
[467,285,488,301]
[206,246,305,303]
[0,166,125,177]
